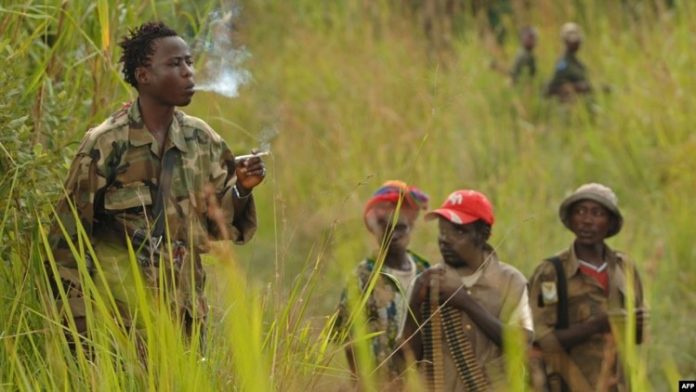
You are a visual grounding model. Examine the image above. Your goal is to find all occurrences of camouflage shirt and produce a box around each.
[49,100,257,323]
[546,53,592,98]
[334,251,429,380]
[510,48,536,83]
[529,244,644,391]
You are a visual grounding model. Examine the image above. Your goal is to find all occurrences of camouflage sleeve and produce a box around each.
[208,137,257,244]
[528,261,559,342]
[47,134,110,319]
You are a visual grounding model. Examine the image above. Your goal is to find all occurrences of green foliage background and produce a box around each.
[1,0,694,390]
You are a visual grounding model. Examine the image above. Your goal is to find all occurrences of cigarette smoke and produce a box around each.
[194,7,251,98]
[258,126,279,153]
[193,5,279,155]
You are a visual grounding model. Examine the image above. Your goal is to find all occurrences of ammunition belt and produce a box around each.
[421,301,488,391]
[441,305,488,391]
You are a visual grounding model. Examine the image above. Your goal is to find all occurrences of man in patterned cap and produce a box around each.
[47,22,265,347]
[545,22,593,102]
[333,180,430,387]
[528,183,646,391]
[401,189,533,391]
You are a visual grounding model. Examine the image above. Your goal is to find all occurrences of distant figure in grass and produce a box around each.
[332,181,430,388]
[528,183,646,391]
[545,22,593,102]
[510,26,538,84]
[400,189,533,391]
[47,21,265,351]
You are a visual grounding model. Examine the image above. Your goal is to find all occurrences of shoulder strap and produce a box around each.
[547,256,569,330]
[542,257,595,392]
[151,148,179,239]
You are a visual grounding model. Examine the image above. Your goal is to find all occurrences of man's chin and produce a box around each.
[175,94,194,107]
[385,244,407,255]
[574,236,603,246]
[176,98,192,107]
[442,256,467,268]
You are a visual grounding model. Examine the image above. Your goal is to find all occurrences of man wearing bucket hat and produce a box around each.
[400,189,532,390]
[545,22,593,102]
[529,183,646,391]
[332,180,430,387]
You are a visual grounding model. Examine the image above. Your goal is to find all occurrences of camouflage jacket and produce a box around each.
[49,100,257,321]
[510,48,536,83]
[334,251,429,379]
[546,53,592,98]
[529,244,644,391]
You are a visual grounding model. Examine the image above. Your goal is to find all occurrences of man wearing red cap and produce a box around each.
[401,189,533,390]
[332,181,430,387]
[528,183,646,391]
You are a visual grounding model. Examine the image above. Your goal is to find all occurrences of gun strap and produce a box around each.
[548,256,569,330]
[151,147,179,239]
[534,256,593,392]
[99,147,180,267]
[546,256,575,392]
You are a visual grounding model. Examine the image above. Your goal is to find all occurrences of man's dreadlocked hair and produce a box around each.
[118,22,178,88]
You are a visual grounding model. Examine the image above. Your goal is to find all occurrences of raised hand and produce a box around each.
[235,153,266,193]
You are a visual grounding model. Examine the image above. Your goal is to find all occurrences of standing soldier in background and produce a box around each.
[333,181,430,389]
[529,183,646,391]
[510,26,538,84]
[545,23,593,102]
[400,189,533,391]
[47,22,265,350]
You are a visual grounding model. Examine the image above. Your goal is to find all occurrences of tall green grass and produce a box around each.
[1,0,695,390]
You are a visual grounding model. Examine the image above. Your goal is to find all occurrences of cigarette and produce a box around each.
[234,151,270,163]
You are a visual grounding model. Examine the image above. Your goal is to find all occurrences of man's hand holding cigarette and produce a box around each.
[235,150,268,196]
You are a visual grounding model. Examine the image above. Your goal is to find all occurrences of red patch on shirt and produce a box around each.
[579,264,609,295]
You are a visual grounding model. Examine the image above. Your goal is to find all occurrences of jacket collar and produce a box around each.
[563,243,614,277]
[127,100,188,154]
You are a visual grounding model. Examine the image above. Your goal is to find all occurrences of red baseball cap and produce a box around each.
[425,190,495,226]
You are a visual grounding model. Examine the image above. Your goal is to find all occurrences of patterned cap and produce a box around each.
[425,190,494,226]
[363,180,429,230]
[559,183,623,237]
[561,22,583,43]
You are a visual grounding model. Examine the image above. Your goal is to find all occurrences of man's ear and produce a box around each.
[609,216,619,235]
[475,225,490,247]
[475,231,486,247]
[135,66,149,86]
